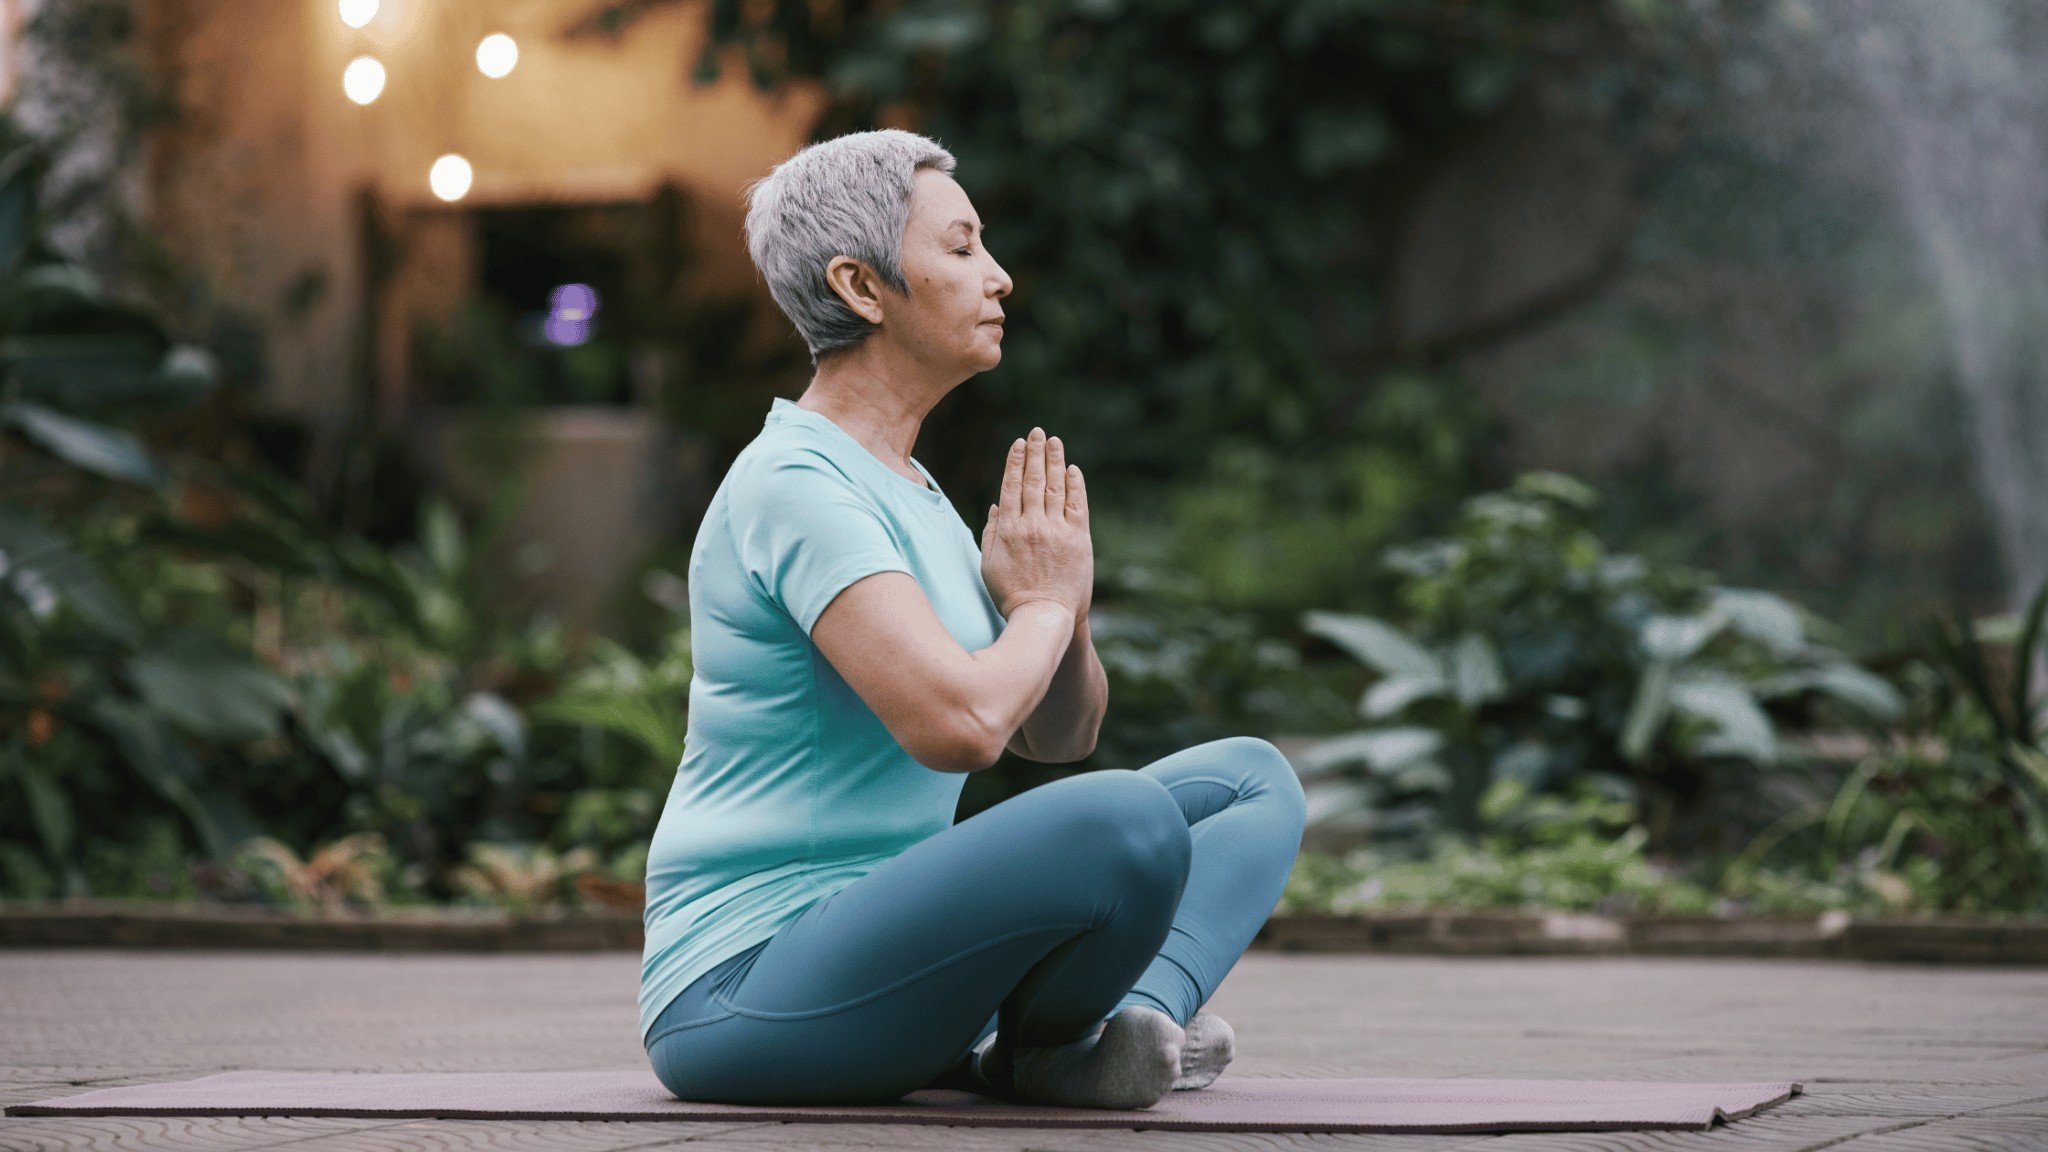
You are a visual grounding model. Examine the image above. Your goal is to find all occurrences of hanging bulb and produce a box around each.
[430,155,473,202]
[342,56,385,105]
[476,33,519,78]
[338,0,378,30]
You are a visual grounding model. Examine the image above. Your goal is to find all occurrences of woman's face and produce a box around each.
[844,168,1013,375]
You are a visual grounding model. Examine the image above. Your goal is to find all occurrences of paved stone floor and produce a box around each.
[1,949,2044,1150]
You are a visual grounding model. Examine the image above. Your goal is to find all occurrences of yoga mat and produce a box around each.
[6,1070,1801,1133]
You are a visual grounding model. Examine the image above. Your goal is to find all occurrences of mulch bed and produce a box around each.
[2,901,2044,963]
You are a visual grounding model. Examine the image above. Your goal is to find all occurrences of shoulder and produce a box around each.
[729,426,857,491]
[724,430,878,528]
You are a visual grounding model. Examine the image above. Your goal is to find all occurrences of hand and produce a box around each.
[981,426,1093,620]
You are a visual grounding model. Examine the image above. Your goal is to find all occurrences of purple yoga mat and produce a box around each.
[6,1070,1800,1133]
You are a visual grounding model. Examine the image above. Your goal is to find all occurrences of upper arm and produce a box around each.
[811,572,1001,773]
[730,450,997,772]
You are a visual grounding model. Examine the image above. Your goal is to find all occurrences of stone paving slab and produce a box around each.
[3,951,2044,1150]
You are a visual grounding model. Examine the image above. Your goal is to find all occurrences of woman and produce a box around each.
[640,128,1308,1110]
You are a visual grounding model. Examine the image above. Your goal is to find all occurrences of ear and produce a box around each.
[824,255,888,326]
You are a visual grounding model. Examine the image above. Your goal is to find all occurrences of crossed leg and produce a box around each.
[643,736,1307,1105]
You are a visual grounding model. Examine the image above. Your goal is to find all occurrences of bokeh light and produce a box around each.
[338,0,378,30]
[543,283,600,346]
[342,56,386,105]
[543,314,590,346]
[429,154,473,202]
[550,283,598,320]
[476,34,519,79]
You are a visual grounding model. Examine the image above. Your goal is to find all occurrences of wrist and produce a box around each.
[1006,596,1077,625]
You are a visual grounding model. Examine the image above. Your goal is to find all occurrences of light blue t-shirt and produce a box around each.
[638,396,1007,1039]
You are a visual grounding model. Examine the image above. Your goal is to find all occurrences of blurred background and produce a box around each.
[2,0,2043,924]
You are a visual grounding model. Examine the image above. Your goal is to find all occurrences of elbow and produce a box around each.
[903,705,1005,774]
[944,703,1009,774]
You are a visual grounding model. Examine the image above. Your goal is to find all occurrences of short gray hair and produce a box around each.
[743,129,958,363]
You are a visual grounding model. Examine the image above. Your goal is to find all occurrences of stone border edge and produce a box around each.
[2,903,2045,962]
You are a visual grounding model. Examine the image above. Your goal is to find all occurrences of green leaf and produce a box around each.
[89,698,232,857]
[1385,758,1454,793]
[128,634,293,744]
[1670,671,1777,763]
[0,146,37,279]
[1712,588,1806,656]
[0,503,141,642]
[3,747,74,859]
[1511,471,1598,510]
[1360,672,1445,719]
[1755,663,1904,721]
[1489,740,1553,789]
[2,400,163,485]
[462,691,527,758]
[1640,612,1723,662]
[1620,659,1675,762]
[1301,778,1376,830]
[1447,632,1506,707]
[1301,610,1439,677]
[2013,580,2048,745]
[155,345,221,404]
[3,333,174,409]
[535,693,685,765]
[1291,726,1443,776]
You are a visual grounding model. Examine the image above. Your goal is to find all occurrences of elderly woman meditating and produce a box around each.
[638,128,1308,1110]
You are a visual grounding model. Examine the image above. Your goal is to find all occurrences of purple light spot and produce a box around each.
[544,314,591,346]
[549,283,599,320]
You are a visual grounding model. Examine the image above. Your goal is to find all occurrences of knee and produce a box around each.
[1220,736,1308,836]
[1048,770,1192,884]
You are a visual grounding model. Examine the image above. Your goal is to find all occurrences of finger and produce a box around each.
[1044,435,1066,519]
[1065,464,1087,520]
[999,437,1023,517]
[1022,427,1046,516]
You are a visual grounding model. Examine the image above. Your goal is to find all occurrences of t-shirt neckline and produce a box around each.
[768,397,947,503]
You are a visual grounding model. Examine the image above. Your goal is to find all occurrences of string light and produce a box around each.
[338,0,378,29]
[429,155,473,202]
[342,56,386,105]
[476,33,519,79]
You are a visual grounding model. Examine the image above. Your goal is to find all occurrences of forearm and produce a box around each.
[957,599,1077,765]
[1015,612,1107,761]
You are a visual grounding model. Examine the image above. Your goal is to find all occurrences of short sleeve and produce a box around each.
[728,449,913,636]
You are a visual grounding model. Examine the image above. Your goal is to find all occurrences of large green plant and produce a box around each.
[1728,583,2048,916]
[0,139,317,895]
[1292,473,1903,854]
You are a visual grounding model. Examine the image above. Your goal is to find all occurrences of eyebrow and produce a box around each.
[947,219,982,235]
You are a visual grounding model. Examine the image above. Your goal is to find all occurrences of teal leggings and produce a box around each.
[643,736,1308,1105]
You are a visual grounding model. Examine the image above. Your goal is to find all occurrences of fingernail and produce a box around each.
[1031,427,1043,438]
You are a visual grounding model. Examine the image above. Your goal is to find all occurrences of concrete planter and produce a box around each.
[412,402,708,627]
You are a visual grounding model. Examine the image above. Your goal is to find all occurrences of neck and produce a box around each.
[798,340,961,473]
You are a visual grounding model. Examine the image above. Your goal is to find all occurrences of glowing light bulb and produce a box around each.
[342,56,386,105]
[339,0,378,29]
[429,154,473,202]
[476,33,518,78]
